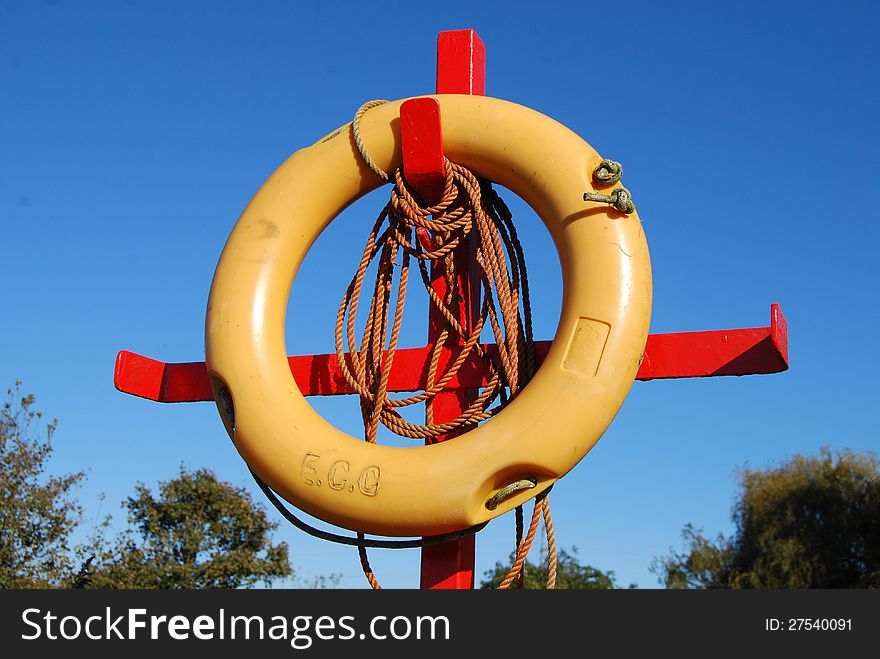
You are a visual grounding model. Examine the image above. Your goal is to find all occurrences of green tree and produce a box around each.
[0,382,94,588]
[653,448,880,588]
[91,466,293,589]
[292,573,342,589]
[481,547,619,589]
[0,382,304,589]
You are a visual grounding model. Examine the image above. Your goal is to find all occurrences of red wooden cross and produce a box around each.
[114,29,789,590]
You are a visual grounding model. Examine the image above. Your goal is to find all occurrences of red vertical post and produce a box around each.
[418,29,486,590]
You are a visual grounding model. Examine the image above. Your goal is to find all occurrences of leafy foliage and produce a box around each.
[481,547,620,589]
[91,467,292,589]
[0,382,91,588]
[0,382,296,589]
[293,573,342,589]
[653,448,880,588]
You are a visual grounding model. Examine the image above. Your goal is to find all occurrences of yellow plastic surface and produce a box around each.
[205,95,652,536]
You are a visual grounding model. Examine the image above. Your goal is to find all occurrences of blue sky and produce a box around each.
[2,0,878,588]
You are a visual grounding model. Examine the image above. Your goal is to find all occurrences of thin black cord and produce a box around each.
[250,469,488,549]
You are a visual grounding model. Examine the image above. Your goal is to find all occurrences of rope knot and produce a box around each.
[609,187,634,214]
[582,186,635,214]
[593,159,623,186]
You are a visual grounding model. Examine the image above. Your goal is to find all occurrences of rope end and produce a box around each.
[583,186,635,214]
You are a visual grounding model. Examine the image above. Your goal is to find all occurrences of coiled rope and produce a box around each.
[342,100,557,589]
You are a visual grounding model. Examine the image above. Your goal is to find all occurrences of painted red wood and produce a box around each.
[637,304,789,380]
[436,29,486,95]
[770,303,789,368]
[400,98,446,206]
[114,304,790,402]
[417,28,486,591]
[418,230,481,590]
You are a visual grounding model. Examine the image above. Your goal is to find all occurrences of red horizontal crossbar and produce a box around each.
[639,303,788,380]
[114,305,789,403]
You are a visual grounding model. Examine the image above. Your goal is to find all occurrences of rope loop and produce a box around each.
[339,100,558,589]
[486,478,537,510]
[338,139,538,443]
[352,100,390,181]
[593,159,623,185]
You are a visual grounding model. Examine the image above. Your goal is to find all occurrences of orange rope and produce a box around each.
[334,164,530,442]
[343,103,556,589]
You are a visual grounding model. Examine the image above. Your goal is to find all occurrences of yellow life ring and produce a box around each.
[205,95,652,537]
